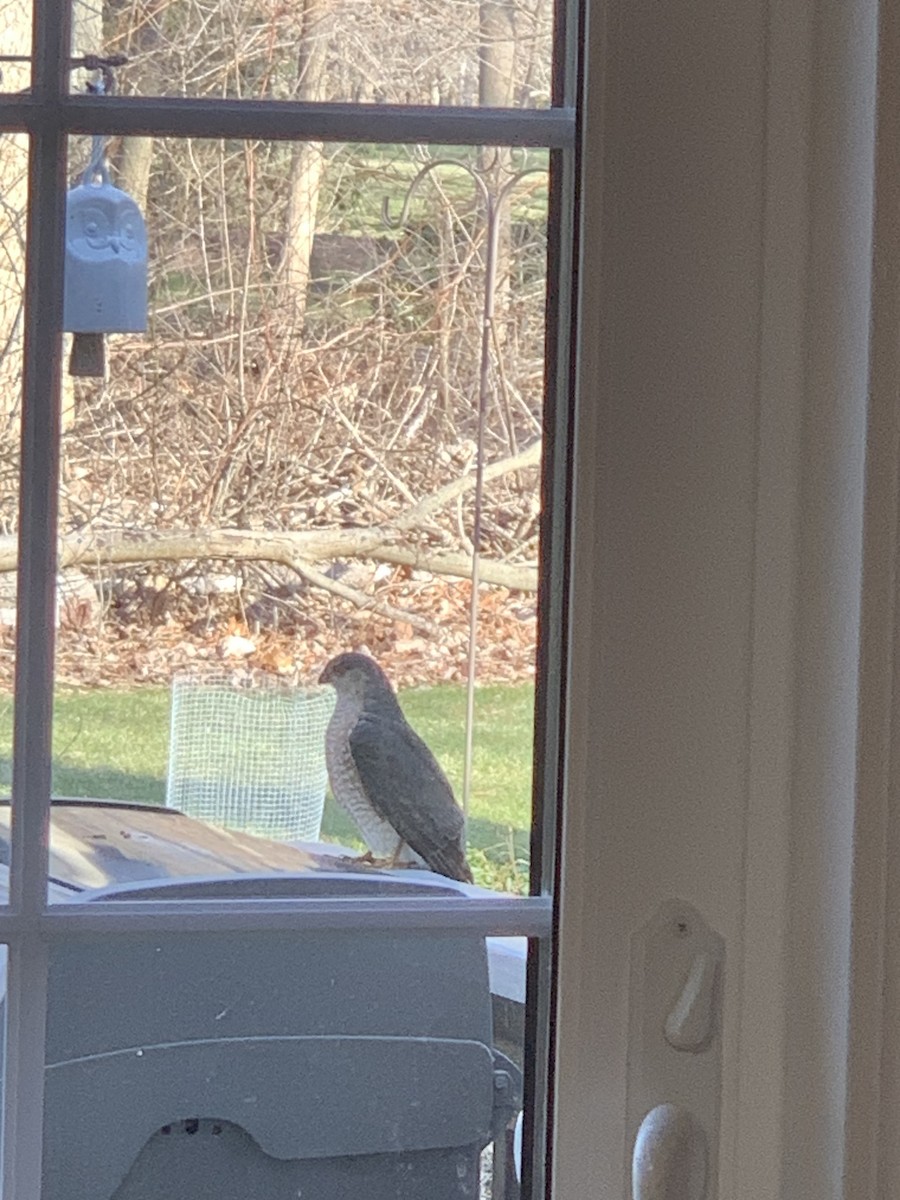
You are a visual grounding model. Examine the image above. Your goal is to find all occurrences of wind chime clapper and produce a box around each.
[63,62,148,378]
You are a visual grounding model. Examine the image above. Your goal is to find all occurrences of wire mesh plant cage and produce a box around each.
[166,668,336,842]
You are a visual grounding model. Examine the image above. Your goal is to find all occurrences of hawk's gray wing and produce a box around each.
[349,711,472,883]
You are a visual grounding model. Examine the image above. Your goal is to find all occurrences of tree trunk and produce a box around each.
[281,0,334,327]
[282,144,326,325]
[117,136,154,210]
[107,0,163,211]
[479,0,518,109]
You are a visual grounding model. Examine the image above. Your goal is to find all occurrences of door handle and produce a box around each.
[626,902,724,1199]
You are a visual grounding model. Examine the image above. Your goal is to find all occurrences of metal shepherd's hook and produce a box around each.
[384,151,545,818]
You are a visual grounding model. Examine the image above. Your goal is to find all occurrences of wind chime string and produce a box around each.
[83,77,110,187]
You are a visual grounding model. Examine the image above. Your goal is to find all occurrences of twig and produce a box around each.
[394,439,541,532]
[288,559,438,635]
[328,404,419,506]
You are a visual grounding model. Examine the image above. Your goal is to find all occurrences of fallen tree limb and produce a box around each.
[0,441,541,593]
[364,546,536,591]
[0,525,538,591]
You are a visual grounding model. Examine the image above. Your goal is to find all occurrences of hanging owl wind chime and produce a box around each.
[63,64,148,378]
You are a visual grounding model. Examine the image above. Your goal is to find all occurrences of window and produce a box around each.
[0,0,580,1194]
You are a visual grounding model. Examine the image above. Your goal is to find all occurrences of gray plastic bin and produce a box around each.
[40,873,520,1199]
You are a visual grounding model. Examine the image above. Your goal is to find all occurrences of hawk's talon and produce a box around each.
[336,851,420,872]
[336,851,401,871]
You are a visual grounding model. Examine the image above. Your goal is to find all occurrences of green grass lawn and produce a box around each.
[0,683,535,892]
[319,144,550,234]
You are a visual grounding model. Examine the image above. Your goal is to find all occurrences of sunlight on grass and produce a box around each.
[0,683,536,892]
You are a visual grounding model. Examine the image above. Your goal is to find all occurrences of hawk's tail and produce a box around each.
[430,843,474,885]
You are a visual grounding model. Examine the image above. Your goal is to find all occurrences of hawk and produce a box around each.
[319,652,473,884]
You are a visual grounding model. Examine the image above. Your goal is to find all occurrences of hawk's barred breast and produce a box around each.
[324,690,404,858]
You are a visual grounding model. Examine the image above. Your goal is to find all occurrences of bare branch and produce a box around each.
[393,438,541,532]
[288,559,439,633]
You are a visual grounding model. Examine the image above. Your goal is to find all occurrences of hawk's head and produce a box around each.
[319,652,394,705]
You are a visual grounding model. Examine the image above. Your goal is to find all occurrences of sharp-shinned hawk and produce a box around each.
[319,652,473,884]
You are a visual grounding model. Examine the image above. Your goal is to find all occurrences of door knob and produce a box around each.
[632,1103,707,1200]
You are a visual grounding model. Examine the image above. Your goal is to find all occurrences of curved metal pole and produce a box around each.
[385,155,545,819]
[462,163,546,818]
[462,186,496,820]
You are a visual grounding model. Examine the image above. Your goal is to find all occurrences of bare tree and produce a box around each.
[280,0,335,325]
[479,0,517,346]
[0,0,552,636]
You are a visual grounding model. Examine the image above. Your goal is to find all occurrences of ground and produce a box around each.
[0,571,537,692]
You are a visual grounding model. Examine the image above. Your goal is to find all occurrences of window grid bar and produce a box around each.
[9,0,68,915]
[10,138,66,919]
[561,0,583,109]
[5,0,69,1189]
[2,940,50,1200]
[531,155,578,898]
[0,96,576,146]
[30,895,552,937]
[519,0,583,1183]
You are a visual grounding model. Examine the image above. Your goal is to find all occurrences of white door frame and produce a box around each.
[552,0,887,1196]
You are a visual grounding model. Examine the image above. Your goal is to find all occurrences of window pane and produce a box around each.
[51,135,547,897]
[0,130,26,862]
[73,0,554,106]
[0,0,30,95]
[41,929,529,1198]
